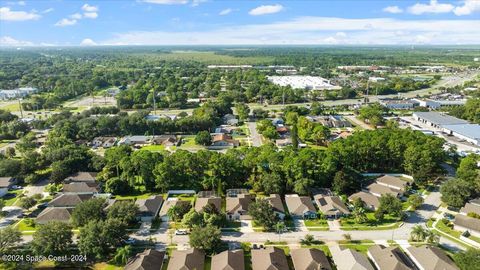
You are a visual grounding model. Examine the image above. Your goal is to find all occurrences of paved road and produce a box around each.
[246,122,262,147]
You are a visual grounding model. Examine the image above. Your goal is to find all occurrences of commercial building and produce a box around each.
[267,76,341,90]
[442,124,480,146]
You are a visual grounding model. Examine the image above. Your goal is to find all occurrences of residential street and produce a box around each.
[109,189,466,251]
[246,121,262,147]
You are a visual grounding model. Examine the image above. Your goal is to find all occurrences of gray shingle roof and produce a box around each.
[124,249,165,270]
[407,245,458,270]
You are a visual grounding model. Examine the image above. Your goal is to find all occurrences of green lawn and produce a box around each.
[93,262,123,270]
[141,144,166,151]
[436,220,462,238]
[14,219,37,231]
[178,136,204,149]
[3,189,23,206]
[304,219,328,227]
[340,212,400,230]
[339,243,375,254]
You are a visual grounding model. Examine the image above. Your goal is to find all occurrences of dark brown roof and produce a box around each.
[252,247,288,270]
[48,193,93,207]
[291,248,332,270]
[136,195,164,216]
[124,249,165,270]
[211,249,245,270]
[167,248,205,270]
[266,194,285,214]
[36,207,73,224]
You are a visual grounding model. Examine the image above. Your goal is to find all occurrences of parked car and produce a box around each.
[175,229,188,235]
[124,237,136,244]
[443,213,455,221]
[10,185,23,190]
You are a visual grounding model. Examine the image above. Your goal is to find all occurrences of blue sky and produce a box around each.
[0,0,479,46]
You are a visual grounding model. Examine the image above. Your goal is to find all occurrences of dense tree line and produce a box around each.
[447,98,480,124]
[96,127,446,196]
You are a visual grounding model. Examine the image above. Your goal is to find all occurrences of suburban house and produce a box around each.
[223,114,239,126]
[159,198,191,222]
[0,177,17,197]
[135,195,164,222]
[252,247,289,270]
[285,194,317,219]
[226,194,253,221]
[330,245,374,270]
[124,249,166,270]
[364,183,400,198]
[459,199,480,216]
[375,175,409,192]
[48,193,93,207]
[211,249,245,270]
[152,135,179,147]
[167,248,205,270]
[36,207,73,225]
[91,136,117,148]
[367,245,414,270]
[348,192,380,210]
[265,194,286,220]
[453,214,480,237]
[290,248,332,270]
[194,196,222,213]
[64,172,97,183]
[406,245,459,270]
[211,134,240,148]
[118,136,151,146]
[63,182,100,194]
[226,188,249,198]
[314,194,350,219]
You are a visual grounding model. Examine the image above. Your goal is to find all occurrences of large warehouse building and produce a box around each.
[413,112,480,146]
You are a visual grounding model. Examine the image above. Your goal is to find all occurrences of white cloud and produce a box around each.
[453,0,480,15]
[141,0,189,4]
[0,7,40,21]
[70,13,82,19]
[81,4,98,12]
[55,18,77,27]
[249,4,283,16]
[408,0,454,15]
[0,36,33,46]
[101,16,480,45]
[383,5,403,14]
[83,12,98,19]
[80,38,97,46]
[42,8,54,14]
[219,8,232,15]
[191,0,207,7]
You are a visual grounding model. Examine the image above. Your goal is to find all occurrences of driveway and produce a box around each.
[240,220,253,233]
[246,122,262,147]
[24,179,49,197]
[0,206,22,228]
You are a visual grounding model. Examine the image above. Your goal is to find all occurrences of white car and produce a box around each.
[175,229,188,235]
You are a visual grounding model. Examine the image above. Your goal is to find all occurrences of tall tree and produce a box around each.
[31,221,73,257]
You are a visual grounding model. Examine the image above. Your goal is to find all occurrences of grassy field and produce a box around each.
[14,219,37,231]
[145,51,274,65]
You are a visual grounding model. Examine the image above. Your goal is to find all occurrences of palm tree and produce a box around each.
[167,205,179,222]
[426,230,440,244]
[113,245,132,265]
[275,222,286,241]
[353,207,367,224]
[410,225,427,242]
